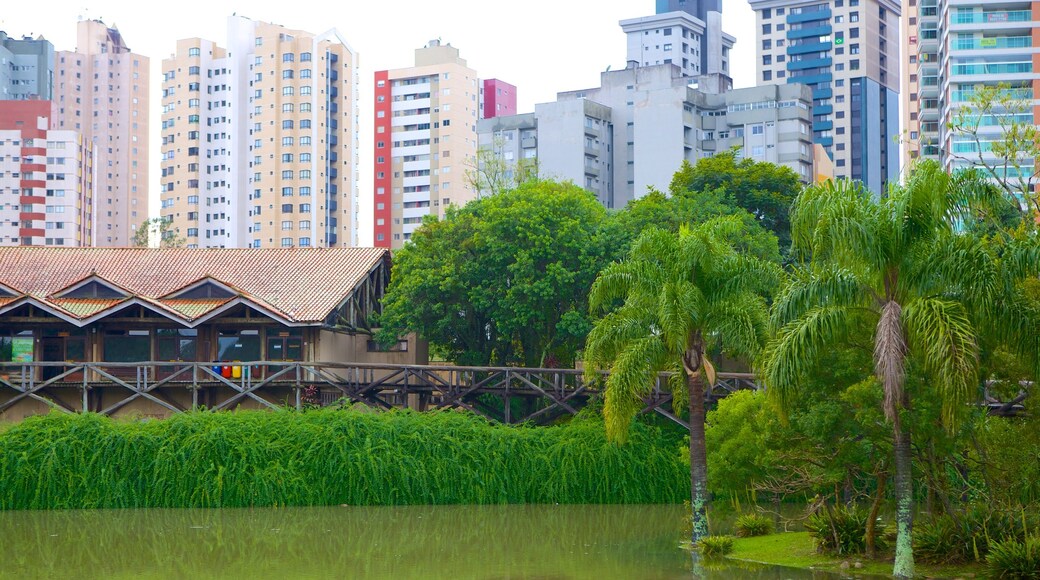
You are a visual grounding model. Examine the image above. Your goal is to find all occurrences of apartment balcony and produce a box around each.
[919,75,940,98]
[787,24,832,40]
[953,36,1032,51]
[951,10,1034,26]
[950,61,1034,81]
[787,7,831,24]
[918,28,939,53]
[919,103,941,122]
[950,87,1033,103]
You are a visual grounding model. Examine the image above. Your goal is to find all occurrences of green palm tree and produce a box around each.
[584,216,777,543]
[760,161,1001,578]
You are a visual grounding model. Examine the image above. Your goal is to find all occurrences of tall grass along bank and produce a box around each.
[0,410,688,510]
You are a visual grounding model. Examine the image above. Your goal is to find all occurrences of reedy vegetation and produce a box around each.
[0,410,688,510]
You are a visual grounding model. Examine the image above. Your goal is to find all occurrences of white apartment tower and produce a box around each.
[160,16,358,248]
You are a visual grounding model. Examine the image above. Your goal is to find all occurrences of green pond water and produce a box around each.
[0,505,846,579]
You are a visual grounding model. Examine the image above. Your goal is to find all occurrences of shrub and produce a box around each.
[915,506,1040,564]
[804,505,885,555]
[735,513,774,538]
[699,535,735,557]
[914,516,963,564]
[986,536,1040,579]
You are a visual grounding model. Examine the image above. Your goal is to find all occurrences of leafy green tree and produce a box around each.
[379,180,610,367]
[668,151,803,251]
[584,216,778,543]
[759,161,1003,578]
[132,217,185,248]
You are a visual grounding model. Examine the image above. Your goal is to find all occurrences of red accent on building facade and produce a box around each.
[373,70,393,248]
[482,79,518,120]
[0,100,51,130]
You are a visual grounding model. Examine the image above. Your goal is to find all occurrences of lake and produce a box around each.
[0,505,844,579]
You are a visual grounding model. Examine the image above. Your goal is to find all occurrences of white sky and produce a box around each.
[0,0,758,246]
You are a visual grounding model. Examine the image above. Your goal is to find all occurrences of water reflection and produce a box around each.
[0,505,843,579]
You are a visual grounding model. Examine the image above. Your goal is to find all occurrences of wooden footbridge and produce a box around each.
[0,361,760,427]
[2,362,1026,424]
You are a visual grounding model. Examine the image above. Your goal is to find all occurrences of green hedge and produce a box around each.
[0,410,688,509]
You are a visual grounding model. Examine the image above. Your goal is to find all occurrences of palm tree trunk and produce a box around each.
[688,370,709,543]
[893,423,915,579]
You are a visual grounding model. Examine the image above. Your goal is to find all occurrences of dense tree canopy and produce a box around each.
[378,181,611,367]
[667,151,803,251]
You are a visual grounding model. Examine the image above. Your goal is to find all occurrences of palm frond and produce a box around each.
[759,305,858,417]
[771,264,872,329]
[874,301,907,425]
[603,336,670,442]
[903,297,981,427]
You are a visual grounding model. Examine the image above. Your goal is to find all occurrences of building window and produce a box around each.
[282,187,293,196]
[282,70,294,79]
[188,47,200,57]
[283,86,294,96]
[280,237,293,247]
[281,221,293,231]
[300,52,312,62]
[283,53,295,63]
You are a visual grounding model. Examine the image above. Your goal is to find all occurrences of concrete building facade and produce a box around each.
[372,41,481,248]
[0,100,93,246]
[621,11,735,86]
[0,32,54,101]
[904,0,1040,184]
[53,20,149,246]
[160,16,358,249]
[478,64,815,209]
[748,0,901,193]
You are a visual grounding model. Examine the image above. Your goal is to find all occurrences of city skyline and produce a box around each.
[0,0,758,246]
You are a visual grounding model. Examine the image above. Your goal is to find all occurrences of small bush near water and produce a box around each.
[699,535,735,557]
[804,506,886,555]
[0,410,689,510]
[986,536,1040,579]
[914,505,1040,564]
[735,513,773,537]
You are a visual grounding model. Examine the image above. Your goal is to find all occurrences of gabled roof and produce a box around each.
[0,247,390,327]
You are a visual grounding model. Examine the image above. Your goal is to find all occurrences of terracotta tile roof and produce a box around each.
[0,297,18,309]
[160,298,235,320]
[0,247,389,325]
[49,298,128,318]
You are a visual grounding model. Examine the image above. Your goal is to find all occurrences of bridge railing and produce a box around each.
[0,361,760,426]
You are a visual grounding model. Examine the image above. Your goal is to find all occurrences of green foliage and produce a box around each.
[735,513,773,538]
[804,506,885,555]
[972,414,1040,505]
[705,391,779,498]
[0,410,689,509]
[378,180,611,366]
[986,536,1040,579]
[914,506,1040,564]
[131,217,185,248]
[669,152,803,252]
[698,535,735,557]
[913,517,963,564]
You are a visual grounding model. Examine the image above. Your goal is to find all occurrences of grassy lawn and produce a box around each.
[728,532,984,578]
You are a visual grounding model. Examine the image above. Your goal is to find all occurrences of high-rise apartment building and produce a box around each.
[622,0,735,86]
[373,41,482,248]
[0,32,54,101]
[478,64,817,209]
[748,0,901,193]
[160,16,358,249]
[0,100,93,246]
[904,1,1039,183]
[52,19,148,246]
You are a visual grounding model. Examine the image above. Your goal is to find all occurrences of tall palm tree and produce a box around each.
[760,161,1001,579]
[584,216,777,543]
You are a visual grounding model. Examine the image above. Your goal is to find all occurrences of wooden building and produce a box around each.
[0,247,427,418]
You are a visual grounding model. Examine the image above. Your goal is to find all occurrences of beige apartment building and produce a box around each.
[373,41,480,248]
[160,16,358,249]
[53,19,149,246]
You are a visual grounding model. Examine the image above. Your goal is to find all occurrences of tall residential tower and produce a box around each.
[373,41,481,248]
[748,0,901,193]
[53,19,149,246]
[904,0,1040,186]
[160,16,358,248]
